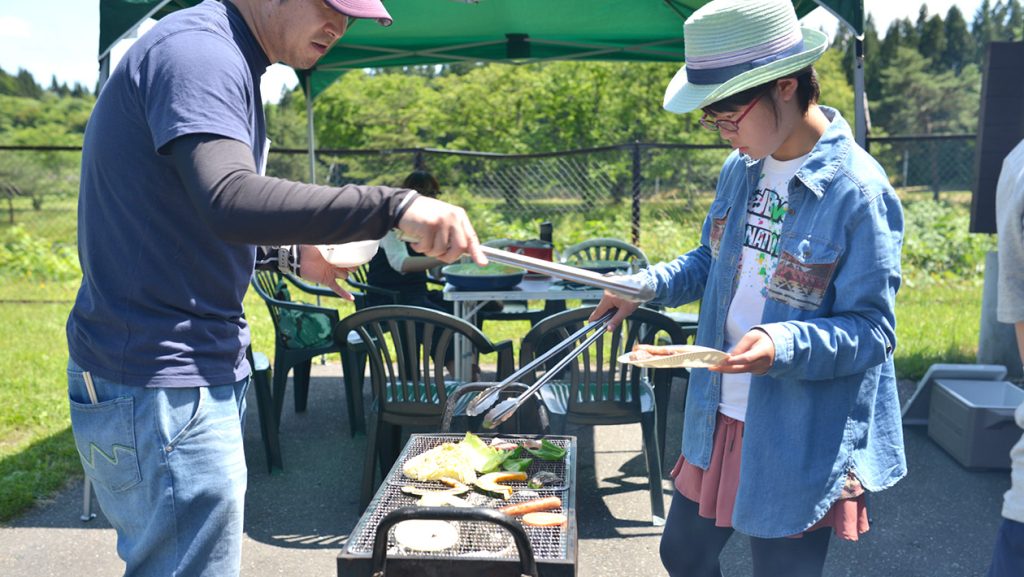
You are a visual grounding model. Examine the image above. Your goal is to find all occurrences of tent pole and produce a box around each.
[853,37,866,149]
[306,74,317,185]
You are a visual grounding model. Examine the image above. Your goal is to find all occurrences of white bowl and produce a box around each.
[315,239,381,268]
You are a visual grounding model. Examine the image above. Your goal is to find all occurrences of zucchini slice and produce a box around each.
[474,471,527,500]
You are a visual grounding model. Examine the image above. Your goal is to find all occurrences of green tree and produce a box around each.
[899,17,920,51]
[815,49,855,124]
[14,69,42,99]
[876,47,980,194]
[942,6,973,74]
[973,0,999,64]
[919,15,947,71]
[1007,0,1024,40]
[264,88,312,182]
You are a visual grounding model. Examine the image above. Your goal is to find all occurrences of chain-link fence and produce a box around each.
[0,134,978,274]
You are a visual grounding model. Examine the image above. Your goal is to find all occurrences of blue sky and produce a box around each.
[0,1,985,104]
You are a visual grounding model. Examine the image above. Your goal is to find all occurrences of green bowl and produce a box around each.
[442,263,526,290]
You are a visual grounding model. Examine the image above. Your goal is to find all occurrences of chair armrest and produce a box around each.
[347,279,402,301]
[284,273,341,299]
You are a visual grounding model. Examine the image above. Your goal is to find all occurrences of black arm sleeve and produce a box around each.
[168,133,416,245]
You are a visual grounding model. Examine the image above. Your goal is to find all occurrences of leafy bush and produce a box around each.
[901,200,994,281]
[0,225,80,281]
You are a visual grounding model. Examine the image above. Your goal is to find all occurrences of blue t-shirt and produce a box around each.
[67,0,269,387]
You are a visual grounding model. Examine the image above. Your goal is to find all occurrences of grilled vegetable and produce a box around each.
[393,520,459,551]
[474,471,527,500]
[502,457,534,473]
[400,477,470,497]
[461,432,507,473]
[522,512,568,527]
[416,492,471,507]
[524,439,567,461]
[527,470,563,489]
[498,496,562,516]
[402,442,478,483]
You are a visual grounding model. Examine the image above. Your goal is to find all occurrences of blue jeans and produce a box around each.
[67,359,249,577]
[988,518,1024,577]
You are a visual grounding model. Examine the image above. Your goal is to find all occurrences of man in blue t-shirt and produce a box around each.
[65,1,486,575]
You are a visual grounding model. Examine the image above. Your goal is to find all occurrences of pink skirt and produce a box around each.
[670,413,869,541]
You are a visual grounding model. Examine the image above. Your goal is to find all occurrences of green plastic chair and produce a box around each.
[250,270,368,446]
[333,305,515,511]
[560,237,649,269]
[518,305,686,524]
[346,263,402,311]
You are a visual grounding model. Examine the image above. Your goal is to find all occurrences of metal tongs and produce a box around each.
[480,312,614,429]
[464,310,614,418]
[393,230,654,302]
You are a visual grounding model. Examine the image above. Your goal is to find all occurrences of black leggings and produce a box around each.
[660,491,832,577]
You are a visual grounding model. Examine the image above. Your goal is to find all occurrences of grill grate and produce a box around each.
[346,434,574,561]
[388,434,571,490]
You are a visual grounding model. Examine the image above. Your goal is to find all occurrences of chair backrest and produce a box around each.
[346,263,372,309]
[560,238,649,269]
[346,262,404,310]
[251,270,340,351]
[333,305,512,422]
[251,270,289,328]
[519,306,685,418]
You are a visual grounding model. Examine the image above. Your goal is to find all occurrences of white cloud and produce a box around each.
[0,16,32,39]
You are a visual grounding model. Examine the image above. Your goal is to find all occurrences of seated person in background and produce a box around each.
[367,171,453,313]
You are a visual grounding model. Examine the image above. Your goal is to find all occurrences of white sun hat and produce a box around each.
[663,0,830,114]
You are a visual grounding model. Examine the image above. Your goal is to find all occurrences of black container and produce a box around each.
[539,221,553,244]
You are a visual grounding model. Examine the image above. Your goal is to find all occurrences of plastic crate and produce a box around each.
[927,379,1024,470]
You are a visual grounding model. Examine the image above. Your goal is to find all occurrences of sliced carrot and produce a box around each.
[498,496,562,516]
[522,512,568,527]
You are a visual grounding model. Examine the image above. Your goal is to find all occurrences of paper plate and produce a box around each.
[393,519,459,551]
[617,345,728,368]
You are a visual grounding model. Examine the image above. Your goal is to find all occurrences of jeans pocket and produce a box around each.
[69,396,143,492]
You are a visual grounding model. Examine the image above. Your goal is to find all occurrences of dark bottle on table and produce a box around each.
[539,221,553,244]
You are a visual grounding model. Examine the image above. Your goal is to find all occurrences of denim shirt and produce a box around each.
[641,108,906,538]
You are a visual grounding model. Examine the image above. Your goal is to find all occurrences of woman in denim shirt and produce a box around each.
[592,1,905,575]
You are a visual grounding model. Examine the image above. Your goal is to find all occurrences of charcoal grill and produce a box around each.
[338,433,577,577]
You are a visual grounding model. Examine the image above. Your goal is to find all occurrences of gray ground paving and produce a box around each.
[0,364,1009,576]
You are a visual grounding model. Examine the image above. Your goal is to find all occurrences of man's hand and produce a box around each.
[297,245,356,300]
[397,196,486,266]
[712,329,775,375]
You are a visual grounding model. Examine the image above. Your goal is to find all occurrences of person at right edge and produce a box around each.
[589,0,905,575]
[986,138,1024,577]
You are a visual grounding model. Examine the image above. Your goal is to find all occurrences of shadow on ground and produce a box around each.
[0,365,1011,576]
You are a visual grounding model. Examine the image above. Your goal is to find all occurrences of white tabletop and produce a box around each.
[442,277,605,301]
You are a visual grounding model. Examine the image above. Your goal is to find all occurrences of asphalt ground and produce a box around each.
[0,364,1010,576]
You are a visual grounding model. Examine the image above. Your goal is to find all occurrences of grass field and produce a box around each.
[0,191,993,521]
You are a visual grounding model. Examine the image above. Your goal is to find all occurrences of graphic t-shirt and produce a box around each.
[719,153,807,420]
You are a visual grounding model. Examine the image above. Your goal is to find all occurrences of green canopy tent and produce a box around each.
[97,0,866,181]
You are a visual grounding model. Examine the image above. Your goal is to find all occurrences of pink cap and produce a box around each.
[324,0,393,27]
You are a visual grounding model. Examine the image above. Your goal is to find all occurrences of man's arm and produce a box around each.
[169,133,484,266]
[168,133,415,246]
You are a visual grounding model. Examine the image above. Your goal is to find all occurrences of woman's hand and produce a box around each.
[297,245,356,300]
[712,329,775,375]
[588,289,639,329]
